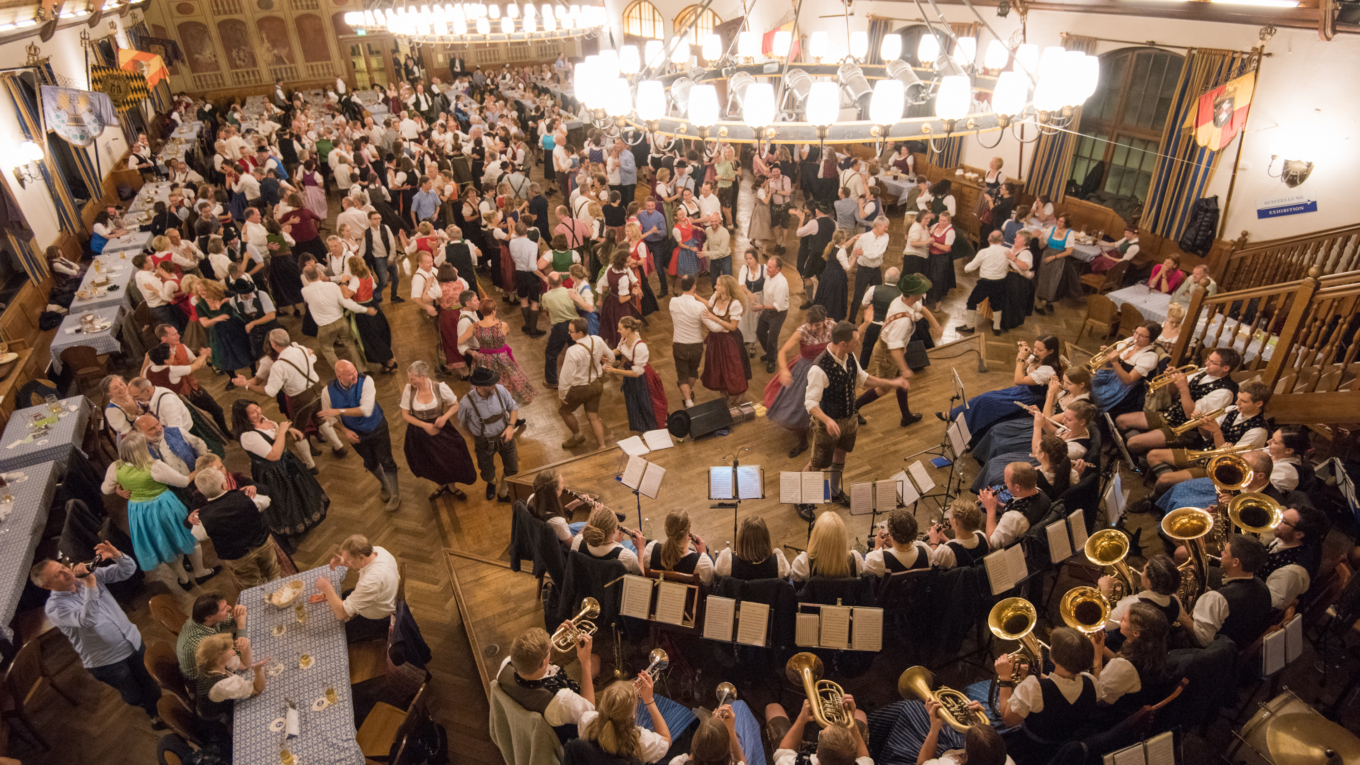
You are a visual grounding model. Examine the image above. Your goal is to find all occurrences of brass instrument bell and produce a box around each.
[1228,492,1284,534]
[1147,365,1199,392]
[715,682,737,708]
[1207,453,1254,493]
[1084,528,1138,602]
[1059,586,1111,634]
[550,597,601,652]
[1161,506,1214,610]
[987,597,1046,681]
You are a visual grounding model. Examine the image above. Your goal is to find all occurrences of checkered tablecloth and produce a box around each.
[50,307,125,374]
[1107,284,1172,323]
[234,566,365,765]
[0,397,90,473]
[68,257,136,313]
[1071,242,1104,263]
[100,230,153,255]
[0,461,59,641]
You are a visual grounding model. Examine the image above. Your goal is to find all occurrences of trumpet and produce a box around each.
[1162,507,1214,610]
[988,598,1047,683]
[1169,407,1226,437]
[1086,337,1136,371]
[898,666,990,732]
[786,652,854,728]
[715,682,738,708]
[1059,586,1111,634]
[550,598,601,652]
[1147,365,1199,392]
[633,648,668,691]
[1084,529,1138,603]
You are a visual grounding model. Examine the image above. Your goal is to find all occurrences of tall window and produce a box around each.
[1069,47,1183,202]
[674,5,720,46]
[623,0,663,40]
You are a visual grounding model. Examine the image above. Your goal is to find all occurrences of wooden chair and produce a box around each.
[157,695,201,747]
[144,640,193,711]
[0,637,79,750]
[1074,294,1118,348]
[149,594,189,637]
[1079,259,1130,295]
[1116,303,1146,340]
[1303,561,1352,629]
[1125,677,1189,737]
[356,681,429,761]
[58,346,109,397]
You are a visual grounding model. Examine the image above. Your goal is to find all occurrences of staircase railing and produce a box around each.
[1213,224,1360,292]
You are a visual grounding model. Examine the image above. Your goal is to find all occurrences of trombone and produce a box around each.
[786,653,854,728]
[1147,365,1199,392]
[1086,337,1136,371]
[1169,407,1226,437]
[898,666,990,732]
[1084,529,1138,603]
[550,598,601,652]
[1059,586,1111,634]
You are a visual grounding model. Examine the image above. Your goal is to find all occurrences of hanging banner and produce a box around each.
[90,64,150,113]
[40,85,116,146]
[1183,70,1255,152]
[118,48,169,88]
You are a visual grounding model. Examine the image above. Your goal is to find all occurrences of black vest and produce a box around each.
[808,217,835,263]
[1166,372,1238,427]
[1217,577,1273,647]
[1009,492,1052,527]
[363,225,395,268]
[1258,543,1307,582]
[1023,675,1098,742]
[444,242,476,283]
[730,554,779,580]
[196,671,237,723]
[1221,409,1268,445]
[869,284,901,323]
[883,542,932,573]
[198,491,270,560]
[562,738,641,765]
[495,661,580,742]
[814,350,859,421]
[1136,593,1182,624]
[649,545,699,575]
[947,531,989,566]
[578,543,623,562]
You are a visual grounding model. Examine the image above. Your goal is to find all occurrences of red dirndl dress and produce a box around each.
[700,298,750,396]
[619,338,669,432]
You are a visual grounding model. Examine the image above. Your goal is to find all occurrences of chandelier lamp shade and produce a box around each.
[344,2,609,40]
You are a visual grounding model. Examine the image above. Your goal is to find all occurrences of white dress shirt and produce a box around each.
[496,658,595,726]
[762,272,790,311]
[263,344,320,397]
[1190,576,1257,646]
[509,236,539,271]
[1264,539,1310,609]
[410,267,441,303]
[146,388,195,433]
[697,193,721,221]
[1095,658,1141,705]
[880,296,921,350]
[320,376,379,423]
[557,336,612,401]
[343,547,400,619]
[804,348,869,414]
[669,294,707,345]
[1008,672,1097,717]
[242,220,269,250]
[856,231,890,267]
[988,509,1031,550]
[135,271,175,307]
[966,245,1012,281]
[302,280,367,326]
[863,541,933,577]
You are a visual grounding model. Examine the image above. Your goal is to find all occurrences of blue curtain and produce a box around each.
[930,136,963,169]
[2,74,80,234]
[1141,48,1256,242]
[39,63,102,202]
[0,183,46,281]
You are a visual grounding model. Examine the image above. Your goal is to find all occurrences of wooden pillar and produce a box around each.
[1261,267,1322,390]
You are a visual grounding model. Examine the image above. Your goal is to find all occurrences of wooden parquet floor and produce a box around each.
[10,168,1107,765]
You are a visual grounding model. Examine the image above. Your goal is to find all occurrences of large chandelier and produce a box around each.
[343,3,608,42]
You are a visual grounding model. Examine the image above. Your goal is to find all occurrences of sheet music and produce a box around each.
[619,575,653,619]
[801,471,825,504]
[621,455,647,491]
[618,436,650,456]
[984,546,1027,596]
[893,470,920,506]
[639,463,666,500]
[1284,614,1303,663]
[795,612,819,647]
[780,472,802,504]
[1105,474,1126,526]
[736,602,770,647]
[1144,731,1175,765]
[642,429,674,451]
[1262,630,1286,675]
[1068,508,1089,553]
[1046,521,1073,563]
[703,596,735,642]
[908,460,935,495]
[850,482,873,515]
[946,422,968,458]
[875,480,898,512]
[654,582,689,626]
[1105,744,1145,765]
[851,607,883,652]
[954,412,971,444]
[736,466,763,500]
[819,605,852,649]
[709,467,734,500]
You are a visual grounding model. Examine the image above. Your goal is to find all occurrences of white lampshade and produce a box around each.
[689,84,719,127]
[561,13,574,29]
[476,16,489,33]
[521,2,532,15]
[738,31,759,59]
[772,30,792,57]
[1015,43,1038,79]
[645,40,664,68]
[636,80,665,121]
[541,10,554,30]
[1038,45,1065,78]
[849,31,868,59]
[574,61,593,100]
[1062,51,1089,106]
[19,140,42,163]
[453,17,467,34]
[984,40,1008,70]
[619,44,640,74]
[953,37,976,66]
[500,16,512,32]
[604,78,631,117]
[806,81,839,127]
[507,3,518,17]
[702,33,722,62]
[742,82,775,128]
[1076,53,1099,102]
[935,75,970,121]
[570,3,579,15]
[869,79,904,125]
[521,14,534,32]
[344,11,361,25]
[917,34,939,65]
[809,31,828,60]
[540,2,551,15]
[670,43,689,65]
[992,71,1027,116]
[880,34,902,61]
[488,3,499,18]
[597,49,619,78]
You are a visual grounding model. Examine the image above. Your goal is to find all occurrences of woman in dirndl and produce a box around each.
[231,400,329,538]
[196,280,255,388]
[400,360,477,501]
[462,299,537,406]
[764,305,836,458]
[942,333,1066,445]
[737,249,764,356]
[604,317,669,434]
[700,275,751,398]
[813,229,853,322]
[1092,322,1162,417]
[670,208,702,280]
[625,223,659,319]
[568,263,600,336]
[597,248,641,348]
[299,160,328,221]
[341,257,398,374]
[265,219,305,317]
[1034,213,1080,314]
[924,211,958,310]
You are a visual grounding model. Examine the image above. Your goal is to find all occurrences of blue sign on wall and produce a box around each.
[1257,192,1317,219]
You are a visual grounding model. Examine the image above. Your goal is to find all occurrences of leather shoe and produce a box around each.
[331,447,348,458]
[831,491,851,507]
[195,566,222,585]
[992,328,1002,336]
[799,301,813,310]
[900,412,923,426]
[497,492,512,504]
[485,483,497,501]
[956,325,975,334]
[935,412,948,422]
[766,362,775,373]
[857,413,867,425]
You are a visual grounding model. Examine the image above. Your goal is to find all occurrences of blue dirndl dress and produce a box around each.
[675,228,702,277]
[1094,355,1151,416]
[949,376,1051,444]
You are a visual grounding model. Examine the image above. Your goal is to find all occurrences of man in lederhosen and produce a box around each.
[457,367,522,502]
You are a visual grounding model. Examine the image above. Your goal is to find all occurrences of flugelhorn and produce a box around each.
[1182,442,1258,467]
[1169,407,1226,437]
[1147,365,1199,392]
[785,652,853,728]
[898,666,990,732]
[1059,586,1111,634]
[987,598,1046,682]
[633,648,668,691]
[1086,337,1136,371]
[715,682,737,708]
[550,597,601,652]
[1084,529,1138,603]
[1228,492,1283,534]
[1162,507,1214,610]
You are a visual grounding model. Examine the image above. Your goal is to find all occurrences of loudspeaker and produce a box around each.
[905,340,930,371]
[667,398,734,441]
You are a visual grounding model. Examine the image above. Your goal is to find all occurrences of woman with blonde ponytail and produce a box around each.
[576,677,671,764]
[570,505,645,574]
[641,510,713,584]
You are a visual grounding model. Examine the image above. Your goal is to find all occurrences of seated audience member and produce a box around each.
[982,462,1051,550]
[791,511,865,581]
[1118,349,1241,454]
[1170,264,1217,306]
[1146,254,1184,295]
[1091,603,1172,714]
[496,626,595,742]
[715,516,791,580]
[1145,382,1272,494]
[574,677,672,764]
[1156,302,1185,351]
[768,697,871,765]
[175,593,244,679]
[865,509,932,576]
[991,627,1098,762]
[643,509,714,584]
[1089,224,1140,274]
[927,499,990,569]
[1180,534,1272,647]
[1262,504,1327,609]
[314,533,400,642]
[194,632,267,747]
[571,505,646,574]
[1100,554,1183,648]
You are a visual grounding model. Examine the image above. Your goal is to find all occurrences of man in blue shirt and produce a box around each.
[410,176,442,228]
[34,542,167,729]
[613,138,637,209]
[636,197,669,297]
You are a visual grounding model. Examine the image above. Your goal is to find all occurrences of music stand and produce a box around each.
[618,455,666,533]
[709,458,764,542]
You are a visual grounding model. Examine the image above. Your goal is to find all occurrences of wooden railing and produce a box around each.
[1212,223,1360,292]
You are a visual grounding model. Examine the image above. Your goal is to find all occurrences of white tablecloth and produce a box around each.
[50,306,125,373]
[100,230,153,256]
[1107,284,1172,323]
[1192,315,1277,364]
[875,174,910,198]
[1072,242,1103,263]
[68,256,136,313]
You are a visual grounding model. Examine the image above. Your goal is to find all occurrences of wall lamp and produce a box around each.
[11,140,44,188]
[1268,154,1314,188]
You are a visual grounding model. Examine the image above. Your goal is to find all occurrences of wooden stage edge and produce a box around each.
[443,334,994,693]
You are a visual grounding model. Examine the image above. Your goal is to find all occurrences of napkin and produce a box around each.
[285,702,300,738]
[0,503,13,522]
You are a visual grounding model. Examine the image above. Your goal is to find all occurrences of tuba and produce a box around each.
[1204,453,1255,555]
[1059,586,1111,634]
[1085,529,1138,603]
[550,598,601,652]
[988,598,1046,682]
[1162,507,1214,611]
[898,666,991,732]
[1228,492,1284,534]
[1147,365,1199,392]
[785,653,853,728]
